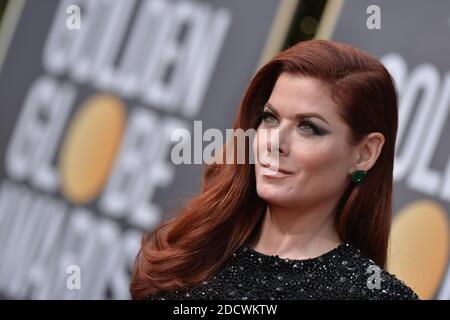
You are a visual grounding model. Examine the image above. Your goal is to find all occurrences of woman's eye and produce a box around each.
[298,120,320,135]
[260,112,323,136]
[261,111,278,124]
[299,123,315,134]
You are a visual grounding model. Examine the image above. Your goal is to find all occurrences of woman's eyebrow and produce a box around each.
[264,102,329,125]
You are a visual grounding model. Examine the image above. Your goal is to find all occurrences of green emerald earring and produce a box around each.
[351,170,367,183]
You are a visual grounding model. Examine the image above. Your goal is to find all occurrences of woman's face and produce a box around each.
[253,73,357,208]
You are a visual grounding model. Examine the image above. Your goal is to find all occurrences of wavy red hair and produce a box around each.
[130,39,398,299]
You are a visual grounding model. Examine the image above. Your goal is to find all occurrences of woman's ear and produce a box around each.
[350,132,385,172]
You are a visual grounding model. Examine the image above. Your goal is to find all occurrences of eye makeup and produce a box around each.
[260,109,329,136]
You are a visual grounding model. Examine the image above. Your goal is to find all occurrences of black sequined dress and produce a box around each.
[145,242,419,300]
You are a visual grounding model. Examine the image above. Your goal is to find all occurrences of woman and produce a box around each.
[130,39,419,300]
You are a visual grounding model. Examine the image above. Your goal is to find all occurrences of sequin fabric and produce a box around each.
[145,242,419,300]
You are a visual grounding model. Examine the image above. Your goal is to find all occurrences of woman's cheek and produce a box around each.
[252,131,258,160]
[253,129,268,163]
[291,144,331,171]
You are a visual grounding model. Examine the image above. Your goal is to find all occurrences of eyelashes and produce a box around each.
[299,119,322,135]
[259,111,325,136]
[260,111,277,124]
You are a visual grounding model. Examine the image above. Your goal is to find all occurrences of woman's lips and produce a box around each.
[260,166,292,178]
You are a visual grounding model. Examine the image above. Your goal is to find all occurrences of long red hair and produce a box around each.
[130,39,398,299]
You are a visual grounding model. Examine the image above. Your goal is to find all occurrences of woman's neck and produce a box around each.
[248,204,343,260]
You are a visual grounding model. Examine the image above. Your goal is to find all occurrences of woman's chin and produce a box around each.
[257,186,291,205]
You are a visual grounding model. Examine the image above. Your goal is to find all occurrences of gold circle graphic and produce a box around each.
[388,200,449,299]
[58,94,126,204]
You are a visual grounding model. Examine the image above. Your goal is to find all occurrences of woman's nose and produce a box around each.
[265,127,289,157]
